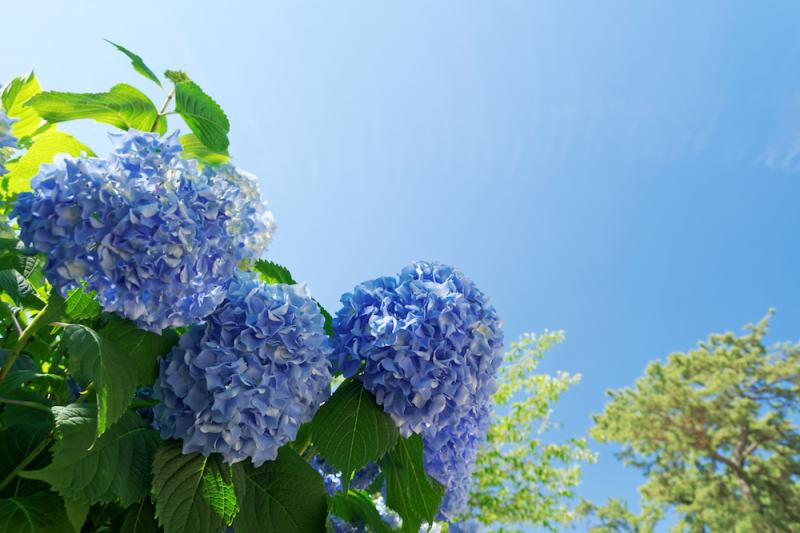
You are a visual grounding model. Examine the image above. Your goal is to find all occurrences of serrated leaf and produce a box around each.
[233,446,327,533]
[0,254,40,279]
[0,492,69,533]
[98,317,177,385]
[179,133,230,165]
[253,260,296,285]
[65,285,100,320]
[20,405,159,506]
[151,440,228,533]
[119,498,160,533]
[0,269,43,308]
[27,84,162,133]
[0,424,52,498]
[64,324,139,437]
[329,490,393,533]
[379,434,444,533]
[318,303,334,338]
[3,130,94,194]
[64,499,90,532]
[312,379,399,491]
[104,40,162,87]
[202,457,238,526]
[164,70,190,84]
[1,72,50,139]
[173,80,230,152]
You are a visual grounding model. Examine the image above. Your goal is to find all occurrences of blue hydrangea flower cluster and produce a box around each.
[331,261,503,436]
[0,111,17,176]
[310,456,380,495]
[12,130,276,332]
[153,273,332,466]
[331,261,503,519]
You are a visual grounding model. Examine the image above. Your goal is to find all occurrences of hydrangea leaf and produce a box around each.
[0,492,69,533]
[179,133,230,165]
[329,490,393,533]
[0,253,40,279]
[64,324,139,437]
[0,269,43,308]
[20,405,159,506]
[119,498,160,533]
[0,423,52,498]
[65,285,100,320]
[232,446,327,533]
[379,434,444,533]
[1,72,51,139]
[253,260,295,285]
[201,456,238,526]
[104,40,162,87]
[26,84,161,133]
[151,440,229,533]
[64,499,89,532]
[3,130,94,194]
[172,80,230,152]
[98,317,178,385]
[312,379,399,490]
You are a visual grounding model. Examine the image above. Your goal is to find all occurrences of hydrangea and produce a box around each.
[0,111,17,176]
[331,261,504,436]
[422,403,492,520]
[153,273,332,466]
[12,130,276,332]
[310,456,380,495]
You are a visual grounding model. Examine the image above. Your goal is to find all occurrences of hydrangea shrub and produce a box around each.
[0,42,506,533]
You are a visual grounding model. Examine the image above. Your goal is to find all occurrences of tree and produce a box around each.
[459,331,597,532]
[589,313,800,532]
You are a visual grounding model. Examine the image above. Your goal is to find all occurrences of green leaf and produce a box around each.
[173,80,230,152]
[1,72,50,139]
[3,130,94,194]
[119,498,160,533]
[20,405,159,506]
[253,260,296,285]
[0,423,52,498]
[202,457,238,526]
[312,379,399,490]
[329,490,393,533]
[104,39,162,87]
[379,434,444,533]
[0,254,40,279]
[318,302,334,338]
[64,499,90,532]
[0,269,43,308]
[233,446,327,533]
[98,317,177,385]
[0,492,69,533]
[26,84,161,133]
[164,70,190,84]
[151,440,229,533]
[64,324,139,437]
[179,133,230,165]
[65,285,100,320]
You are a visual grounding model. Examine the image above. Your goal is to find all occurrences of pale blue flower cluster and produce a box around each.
[310,456,380,495]
[331,261,503,519]
[332,261,503,435]
[0,111,17,176]
[12,130,275,332]
[153,273,332,466]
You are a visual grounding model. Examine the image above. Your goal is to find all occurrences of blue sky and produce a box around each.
[4,1,800,530]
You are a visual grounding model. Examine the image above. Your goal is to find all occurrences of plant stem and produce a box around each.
[0,299,57,383]
[0,434,53,493]
[150,89,176,132]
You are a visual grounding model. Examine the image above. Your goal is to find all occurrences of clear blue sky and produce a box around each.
[4,1,800,530]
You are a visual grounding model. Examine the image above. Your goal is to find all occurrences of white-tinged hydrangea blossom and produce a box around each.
[11,130,276,332]
[153,273,332,466]
[331,261,503,519]
[0,111,17,176]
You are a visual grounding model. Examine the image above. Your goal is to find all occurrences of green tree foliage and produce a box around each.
[588,313,800,533]
[461,331,597,532]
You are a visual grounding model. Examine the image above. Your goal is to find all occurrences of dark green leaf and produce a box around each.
[179,133,230,165]
[21,405,159,506]
[312,380,398,490]
[318,302,334,338]
[233,446,327,533]
[0,424,52,498]
[379,434,444,533]
[27,84,160,132]
[253,260,296,285]
[104,40,162,87]
[119,498,160,533]
[0,492,69,533]
[64,499,90,532]
[1,72,50,139]
[0,269,43,308]
[329,490,393,533]
[173,80,230,152]
[64,324,139,436]
[98,317,178,385]
[0,254,40,279]
[151,440,228,533]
